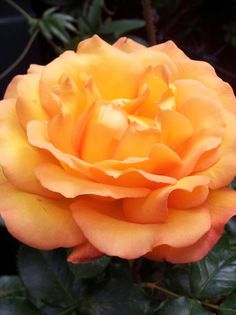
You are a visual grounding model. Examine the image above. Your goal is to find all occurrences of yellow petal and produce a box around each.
[0,183,84,249]
[0,100,58,197]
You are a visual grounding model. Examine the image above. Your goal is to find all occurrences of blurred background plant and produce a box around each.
[1,0,235,96]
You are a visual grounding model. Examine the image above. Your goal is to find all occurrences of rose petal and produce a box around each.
[159,110,193,151]
[137,67,169,118]
[114,123,160,160]
[146,187,236,263]
[174,79,217,109]
[48,105,76,154]
[4,75,24,99]
[15,73,49,128]
[154,40,236,114]
[0,100,58,197]
[71,197,211,259]
[27,120,176,189]
[76,35,142,99]
[113,37,145,53]
[196,110,236,188]
[81,102,128,162]
[0,183,84,249]
[123,175,209,224]
[95,143,182,175]
[35,163,150,198]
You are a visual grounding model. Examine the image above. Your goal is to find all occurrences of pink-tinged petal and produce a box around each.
[154,40,236,115]
[67,242,103,263]
[15,73,49,128]
[195,110,236,188]
[159,110,193,151]
[0,100,59,198]
[71,197,211,259]
[35,163,150,199]
[146,187,236,263]
[0,183,85,249]
[81,102,128,163]
[27,120,176,189]
[113,37,145,53]
[76,35,142,99]
[4,75,24,99]
[123,175,209,224]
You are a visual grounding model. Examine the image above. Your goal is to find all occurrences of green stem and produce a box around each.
[4,0,34,23]
[0,29,39,81]
[141,282,221,311]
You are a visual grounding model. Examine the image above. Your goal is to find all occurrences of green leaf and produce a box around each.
[0,276,25,298]
[69,256,111,279]
[165,265,192,296]
[0,298,42,315]
[87,0,104,29]
[100,19,145,37]
[189,234,236,299]
[18,246,82,310]
[78,17,92,34]
[221,291,236,314]
[154,297,213,315]
[83,278,150,315]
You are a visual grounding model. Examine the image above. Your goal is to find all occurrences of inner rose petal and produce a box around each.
[114,123,160,160]
[35,163,150,199]
[27,120,176,189]
[81,103,129,163]
[158,110,193,151]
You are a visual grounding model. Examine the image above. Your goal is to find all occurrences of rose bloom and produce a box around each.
[0,35,236,264]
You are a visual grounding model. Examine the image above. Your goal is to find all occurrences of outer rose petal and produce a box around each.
[3,75,24,99]
[15,73,49,128]
[113,37,145,53]
[146,188,236,263]
[76,35,142,99]
[71,197,211,259]
[0,183,84,249]
[154,40,236,115]
[196,110,236,188]
[0,99,59,198]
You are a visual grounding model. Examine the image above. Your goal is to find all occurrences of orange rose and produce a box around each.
[1,35,236,263]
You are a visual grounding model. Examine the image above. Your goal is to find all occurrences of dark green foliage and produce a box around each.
[154,297,214,315]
